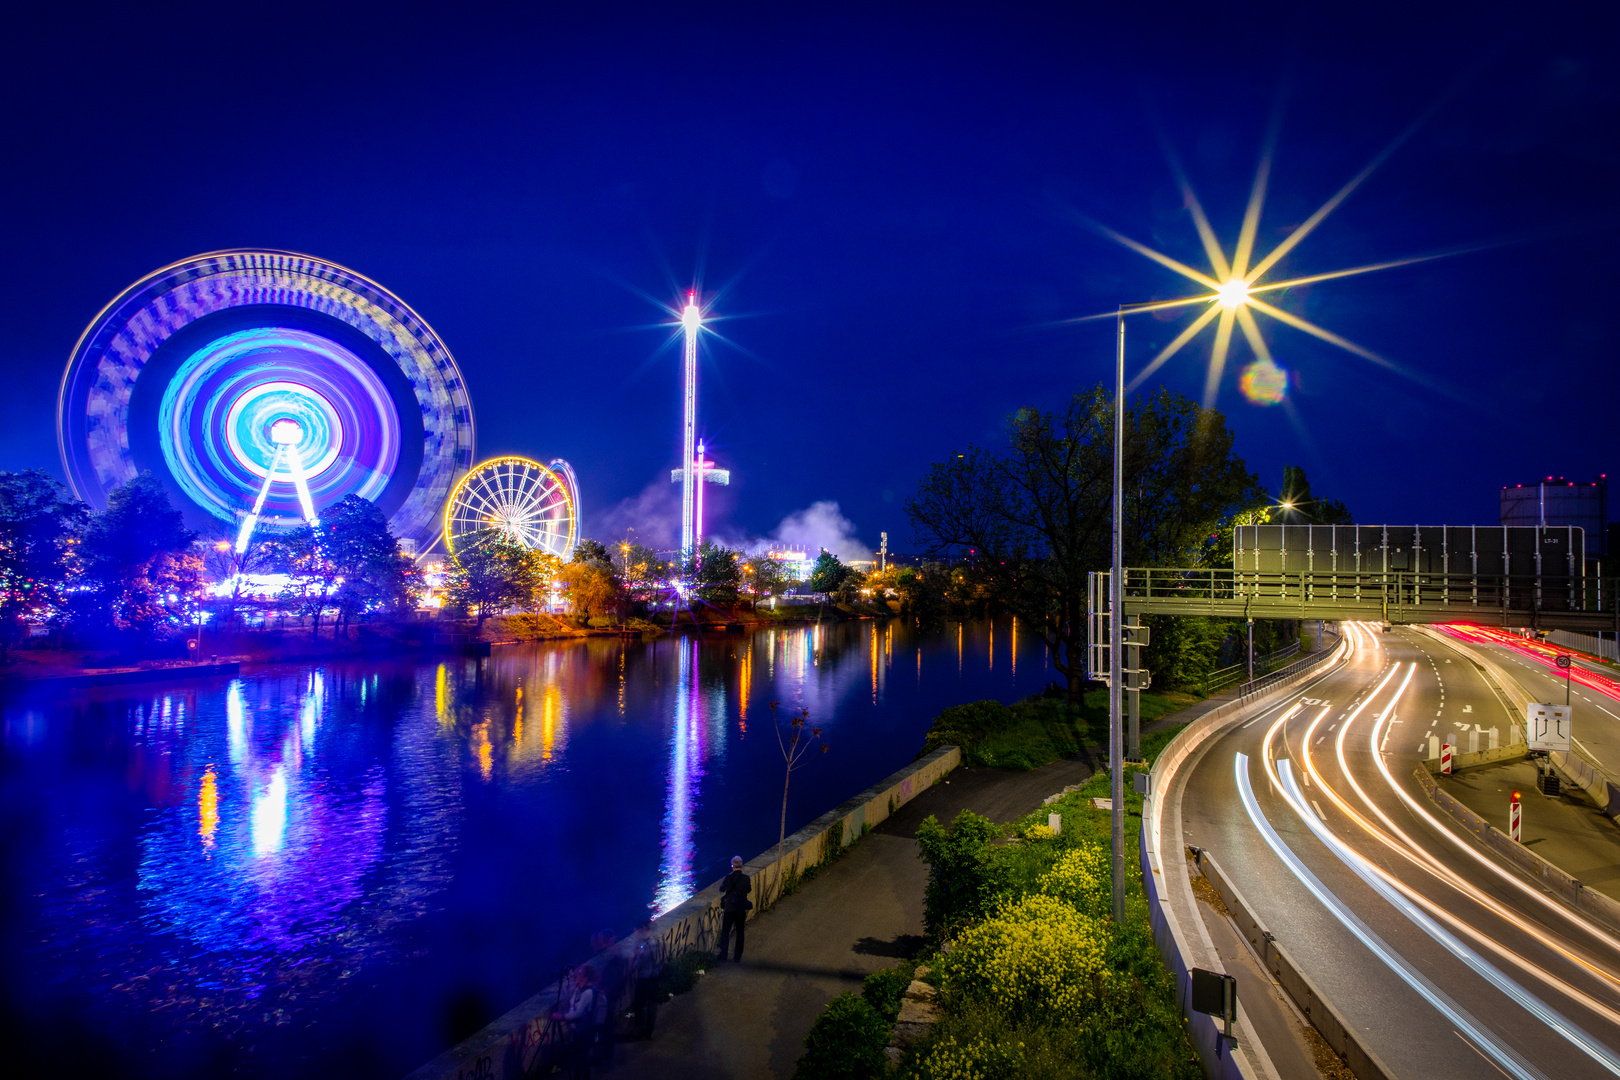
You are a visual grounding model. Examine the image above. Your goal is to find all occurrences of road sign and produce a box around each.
[1510,791,1522,843]
[1557,654,1572,670]
[1526,703,1572,751]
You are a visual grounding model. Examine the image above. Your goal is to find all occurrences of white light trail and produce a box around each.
[1234,752,1547,1080]
[1276,760,1620,1076]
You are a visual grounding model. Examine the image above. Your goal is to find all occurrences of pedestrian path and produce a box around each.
[605,735,1133,1078]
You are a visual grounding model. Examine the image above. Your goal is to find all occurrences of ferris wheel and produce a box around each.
[444,456,577,560]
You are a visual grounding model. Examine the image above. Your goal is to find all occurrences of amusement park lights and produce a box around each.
[679,292,700,559]
[235,415,319,553]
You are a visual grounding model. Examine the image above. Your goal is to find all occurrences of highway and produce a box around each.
[1172,622,1620,1079]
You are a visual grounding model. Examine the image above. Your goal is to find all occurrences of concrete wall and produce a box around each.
[403,744,961,1080]
[1139,637,1349,1080]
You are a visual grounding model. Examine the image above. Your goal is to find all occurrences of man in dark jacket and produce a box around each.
[716,856,751,962]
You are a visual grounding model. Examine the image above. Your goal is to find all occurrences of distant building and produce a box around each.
[766,548,812,582]
[1500,477,1608,556]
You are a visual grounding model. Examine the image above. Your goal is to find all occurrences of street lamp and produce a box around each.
[1107,286,1251,922]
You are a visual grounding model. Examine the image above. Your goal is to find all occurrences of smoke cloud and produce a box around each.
[592,480,872,563]
[766,501,872,562]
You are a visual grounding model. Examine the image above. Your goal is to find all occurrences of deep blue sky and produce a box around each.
[3,2,1615,554]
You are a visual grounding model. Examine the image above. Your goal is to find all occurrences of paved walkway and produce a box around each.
[605,739,1130,1078]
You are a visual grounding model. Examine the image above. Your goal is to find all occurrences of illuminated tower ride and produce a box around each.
[672,293,731,559]
[678,294,700,558]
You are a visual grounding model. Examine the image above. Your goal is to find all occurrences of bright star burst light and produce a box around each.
[1087,136,1449,409]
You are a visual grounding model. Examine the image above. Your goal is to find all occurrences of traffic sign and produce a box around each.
[1556,654,1572,670]
[1526,703,1572,752]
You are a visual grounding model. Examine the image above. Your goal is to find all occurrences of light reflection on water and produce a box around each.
[4,618,1043,1079]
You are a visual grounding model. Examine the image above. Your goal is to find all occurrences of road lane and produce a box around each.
[1177,622,1620,1079]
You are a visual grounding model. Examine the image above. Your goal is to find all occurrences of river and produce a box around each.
[1,617,1049,1079]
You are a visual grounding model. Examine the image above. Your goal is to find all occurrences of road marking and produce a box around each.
[1464,705,1473,713]
[1312,799,1327,820]
[1328,723,1337,731]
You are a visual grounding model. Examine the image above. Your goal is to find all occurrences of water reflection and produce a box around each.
[4,618,1043,1080]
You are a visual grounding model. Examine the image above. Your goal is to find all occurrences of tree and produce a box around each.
[199,523,282,626]
[684,539,742,609]
[77,473,199,641]
[907,385,1262,701]
[807,550,848,593]
[895,562,949,629]
[572,538,613,566]
[741,553,791,602]
[314,495,418,632]
[0,471,86,654]
[558,560,621,619]
[770,702,828,875]
[445,531,541,627]
[1277,465,1353,525]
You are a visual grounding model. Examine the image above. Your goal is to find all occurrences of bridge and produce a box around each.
[1098,566,1619,632]
[1092,522,1618,633]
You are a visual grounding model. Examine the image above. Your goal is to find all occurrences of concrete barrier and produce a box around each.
[1139,636,1349,1080]
[1414,766,1620,936]
[403,744,961,1080]
[1420,742,1528,773]
[1194,851,1397,1080]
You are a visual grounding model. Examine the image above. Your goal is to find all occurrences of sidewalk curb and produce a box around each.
[1414,766,1620,936]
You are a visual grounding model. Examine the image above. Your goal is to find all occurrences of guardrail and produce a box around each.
[1140,636,1349,1080]
[1194,850,1397,1080]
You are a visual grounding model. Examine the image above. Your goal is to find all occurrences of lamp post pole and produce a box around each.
[1110,306,1126,924]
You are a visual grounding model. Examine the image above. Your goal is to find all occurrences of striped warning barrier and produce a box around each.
[1510,791,1522,843]
[1441,740,1453,775]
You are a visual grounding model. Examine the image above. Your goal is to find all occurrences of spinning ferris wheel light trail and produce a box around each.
[234,418,321,553]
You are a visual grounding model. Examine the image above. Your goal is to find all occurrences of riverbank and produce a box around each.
[608,710,1199,1079]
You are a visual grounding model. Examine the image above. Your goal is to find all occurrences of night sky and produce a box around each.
[4,2,1616,556]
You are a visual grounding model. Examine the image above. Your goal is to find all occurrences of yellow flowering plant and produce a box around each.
[1037,843,1111,920]
[939,893,1109,1025]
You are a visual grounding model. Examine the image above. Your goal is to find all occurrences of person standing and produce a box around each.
[716,856,751,962]
[550,966,598,1079]
[629,920,664,1039]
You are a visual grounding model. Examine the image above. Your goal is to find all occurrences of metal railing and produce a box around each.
[1203,638,1303,697]
[1091,568,1620,633]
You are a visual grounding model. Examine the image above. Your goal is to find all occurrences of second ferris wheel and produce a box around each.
[443,456,578,561]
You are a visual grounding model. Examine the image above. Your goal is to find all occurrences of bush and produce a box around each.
[915,810,1005,938]
[939,894,1108,1025]
[658,949,716,997]
[794,991,890,1080]
[862,966,911,1024]
[1038,844,1111,920]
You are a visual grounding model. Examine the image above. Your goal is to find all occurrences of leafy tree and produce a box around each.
[523,549,565,609]
[572,538,613,566]
[0,471,86,654]
[807,550,848,593]
[445,530,541,627]
[558,559,622,619]
[741,553,792,601]
[77,473,199,641]
[907,385,1261,700]
[896,562,949,629]
[315,496,418,632]
[684,539,742,608]
[199,523,284,626]
[1277,464,1353,525]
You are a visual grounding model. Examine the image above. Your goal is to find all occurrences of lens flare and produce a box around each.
[1239,357,1289,405]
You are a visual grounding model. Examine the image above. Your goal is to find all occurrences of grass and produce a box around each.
[920,689,1199,771]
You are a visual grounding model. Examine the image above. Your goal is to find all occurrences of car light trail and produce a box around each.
[1235,752,1549,1080]
[1275,760,1620,1076]
[1280,655,1620,993]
